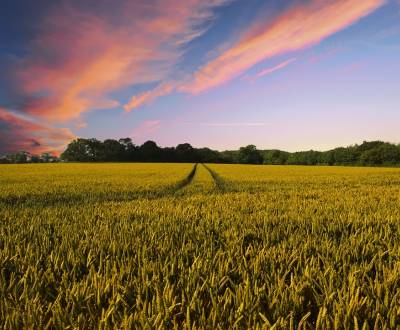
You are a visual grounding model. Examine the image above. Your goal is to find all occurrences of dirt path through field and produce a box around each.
[201,163,227,191]
[171,163,198,191]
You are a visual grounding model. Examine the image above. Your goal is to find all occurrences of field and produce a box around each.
[1,163,400,329]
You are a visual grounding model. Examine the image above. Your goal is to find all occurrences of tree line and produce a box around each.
[0,151,59,164]
[1,138,400,166]
[262,141,400,166]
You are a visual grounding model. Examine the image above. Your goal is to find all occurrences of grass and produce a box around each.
[1,163,400,329]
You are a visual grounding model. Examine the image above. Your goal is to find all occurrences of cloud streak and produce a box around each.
[0,108,75,155]
[183,0,385,94]
[124,82,176,112]
[184,122,270,127]
[0,0,388,152]
[15,0,228,122]
[0,0,229,152]
[124,0,385,110]
[131,120,161,139]
[250,58,297,81]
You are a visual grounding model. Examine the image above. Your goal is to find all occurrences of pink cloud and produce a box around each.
[184,122,270,127]
[15,0,229,122]
[0,108,75,155]
[307,46,344,64]
[124,0,384,110]
[124,82,176,112]
[341,60,368,74]
[131,120,161,139]
[248,58,297,82]
[182,0,385,94]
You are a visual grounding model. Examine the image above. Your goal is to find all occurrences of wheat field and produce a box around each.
[1,163,400,329]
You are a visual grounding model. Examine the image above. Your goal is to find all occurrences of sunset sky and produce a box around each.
[1,0,399,154]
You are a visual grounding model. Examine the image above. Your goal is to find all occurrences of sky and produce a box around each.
[0,0,399,155]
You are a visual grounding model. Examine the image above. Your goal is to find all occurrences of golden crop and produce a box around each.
[1,163,400,329]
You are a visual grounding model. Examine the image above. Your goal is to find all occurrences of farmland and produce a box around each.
[1,163,400,329]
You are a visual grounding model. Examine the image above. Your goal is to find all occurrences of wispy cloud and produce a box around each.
[247,58,297,82]
[183,122,270,127]
[15,0,228,122]
[131,120,161,139]
[183,0,385,94]
[0,0,388,153]
[0,108,75,155]
[1,0,229,152]
[124,82,176,112]
[124,0,385,110]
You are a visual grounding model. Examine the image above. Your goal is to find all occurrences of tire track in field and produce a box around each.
[1,164,199,207]
[201,164,227,191]
[169,163,198,191]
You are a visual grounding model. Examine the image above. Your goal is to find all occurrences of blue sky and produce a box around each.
[0,0,399,154]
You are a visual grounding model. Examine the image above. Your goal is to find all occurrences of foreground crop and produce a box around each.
[1,163,400,329]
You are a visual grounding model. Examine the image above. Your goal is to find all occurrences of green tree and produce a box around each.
[238,145,263,164]
[103,139,125,161]
[61,138,100,162]
[139,141,161,161]
[41,153,51,162]
[176,143,198,163]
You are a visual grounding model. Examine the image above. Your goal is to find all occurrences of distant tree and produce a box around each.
[41,153,51,162]
[360,148,383,165]
[360,143,400,165]
[103,139,125,161]
[197,148,222,163]
[238,145,263,164]
[0,156,10,164]
[10,151,30,163]
[377,144,400,164]
[176,143,198,162]
[358,141,385,153]
[220,150,238,163]
[330,147,358,165]
[31,155,41,163]
[61,138,103,162]
[139,141,161,161]
[267,150,289,165]
[324,151,335,166]
[288,152,302,165]
[118,138,137,160]
[86,139,104,161]
[118,138,134,150]
[306,150,321,165]
[61,139,87,161]
[160,147,177,162]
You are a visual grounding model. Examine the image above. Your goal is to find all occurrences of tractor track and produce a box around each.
[171,163,198,191]
[1,164,200,207]
[201,163,226,191]
[0,163,228,208]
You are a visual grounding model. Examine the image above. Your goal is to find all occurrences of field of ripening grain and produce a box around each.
[1,163,400,329]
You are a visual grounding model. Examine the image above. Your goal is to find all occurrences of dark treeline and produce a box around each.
[2,139,400,166]
[262,140,400,166]
[60,138,235,163]
[0,152,59,164]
